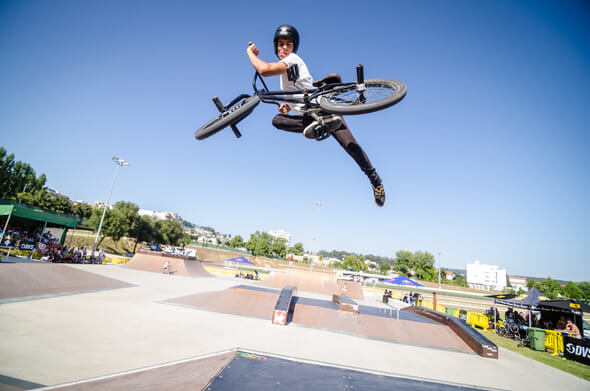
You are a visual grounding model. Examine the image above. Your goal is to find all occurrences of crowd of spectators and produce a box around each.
[40,246,104,264]
[0,224,60,250]
[1,223,106,265]
[487,306,582,339]
[402,291,423,305]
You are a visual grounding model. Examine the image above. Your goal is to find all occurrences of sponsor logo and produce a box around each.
[237,352,267,361]
[566,342,590,358]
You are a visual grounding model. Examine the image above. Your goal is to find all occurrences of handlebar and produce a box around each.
[253,71,270,93]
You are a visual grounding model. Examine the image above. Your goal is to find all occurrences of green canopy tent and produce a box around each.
[0,200,78,254]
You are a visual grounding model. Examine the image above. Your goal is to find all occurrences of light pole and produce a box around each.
[91,156,128,259]
[438,252,442,289]
[311,201,322,271]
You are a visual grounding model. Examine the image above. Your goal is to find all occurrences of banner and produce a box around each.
[19,242,36,251]
[563,336,590,366]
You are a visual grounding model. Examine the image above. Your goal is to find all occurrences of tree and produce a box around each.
[342,254,367,272]
[51,194,73,214]
[452,274,468,288]
[379,262,391,275]
[87,207,128,246]
[393,250,413,276]
[154,219,184,245]
[288,242,305,256]
[245,231,274,257]
[245,232,258,254]
[0,147,46,199]
[562,281,584,300]
[536,277,562,299]
[413,251,436,281]
[114,201,140,238]
[181,234,192,246]
[526,279,537,290]
[577,282,590,300]
[132,215,156,252]
[271,237,287,258]
[230,235,245,248]
[72,202,92,220]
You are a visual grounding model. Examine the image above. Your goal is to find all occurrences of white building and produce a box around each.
[508,276,528,292]
[466,261,507,291]
[269,229,291,248]
[138,209,179,221]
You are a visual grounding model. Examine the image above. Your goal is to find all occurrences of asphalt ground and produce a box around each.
[0,263,588,390]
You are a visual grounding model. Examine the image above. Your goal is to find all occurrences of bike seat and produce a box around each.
[313,73,342,87]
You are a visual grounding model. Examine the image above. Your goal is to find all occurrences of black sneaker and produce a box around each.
[372,184,385,207]
[303,114,342,140]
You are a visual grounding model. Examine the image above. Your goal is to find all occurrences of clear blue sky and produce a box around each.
[1,0,588,281]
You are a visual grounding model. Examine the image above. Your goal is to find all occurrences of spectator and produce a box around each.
[565,319,582,339]
[555,316,567,330]
[98,249,105,264]
[505,308,515,322]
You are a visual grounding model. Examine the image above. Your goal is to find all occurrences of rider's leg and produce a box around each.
[331,120,385,207]
[272,114,310,133]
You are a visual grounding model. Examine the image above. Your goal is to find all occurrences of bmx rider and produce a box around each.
[246,25,386,207]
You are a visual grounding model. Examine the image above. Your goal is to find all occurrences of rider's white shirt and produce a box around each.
[279,53,314,115]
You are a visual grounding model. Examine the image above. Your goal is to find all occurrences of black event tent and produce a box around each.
[495,287,549,310]
[538,300,590,315]
[485,293,517,300]
[537,300,589,333]
[492,287,550,327]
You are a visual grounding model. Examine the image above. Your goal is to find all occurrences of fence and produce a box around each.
[544,329,564,356]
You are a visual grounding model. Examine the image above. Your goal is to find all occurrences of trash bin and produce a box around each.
[528,327,546,351]
[445,307,455,316]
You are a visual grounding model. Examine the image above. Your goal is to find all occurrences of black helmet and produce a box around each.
[273,24,299,57]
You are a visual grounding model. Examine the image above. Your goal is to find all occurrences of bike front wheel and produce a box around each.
[195,95,260,140]
[318,78,406,115]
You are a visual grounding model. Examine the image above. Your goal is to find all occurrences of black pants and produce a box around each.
[272,114,381,186]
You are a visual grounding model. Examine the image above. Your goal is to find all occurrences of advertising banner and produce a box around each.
[563,335,590,366]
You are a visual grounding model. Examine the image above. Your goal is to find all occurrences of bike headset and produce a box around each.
[273,24,299,58]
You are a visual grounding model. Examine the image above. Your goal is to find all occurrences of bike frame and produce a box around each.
[218,65,368,138]
[247,71,361,113]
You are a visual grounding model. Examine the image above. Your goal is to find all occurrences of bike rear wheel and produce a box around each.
[318,78,406,115]
[195,95,260,140]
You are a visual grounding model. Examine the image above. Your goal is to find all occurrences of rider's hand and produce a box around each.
[247,42,259,57]
[279,103,291,114]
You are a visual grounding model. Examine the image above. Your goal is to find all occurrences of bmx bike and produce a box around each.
[195,64,407,141]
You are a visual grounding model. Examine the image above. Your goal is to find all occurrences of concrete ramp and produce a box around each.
[260,270,364,300]
[0,263,132,303]
[124,252,211,277]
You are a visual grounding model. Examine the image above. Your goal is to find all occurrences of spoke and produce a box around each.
[328,84,396,106]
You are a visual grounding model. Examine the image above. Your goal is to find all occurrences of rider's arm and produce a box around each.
[247,44,286,76]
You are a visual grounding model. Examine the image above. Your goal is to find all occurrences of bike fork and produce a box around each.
[212,96,242,138]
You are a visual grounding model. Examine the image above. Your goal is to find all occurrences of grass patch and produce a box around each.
[64,231,137,256]
[481,330,590,381]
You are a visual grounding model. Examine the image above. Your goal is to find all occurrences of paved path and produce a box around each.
[0,264,587,390]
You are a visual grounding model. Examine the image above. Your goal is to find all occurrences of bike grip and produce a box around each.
[231,124,242,138]
[356,64,364,84]
[212,96,224,112]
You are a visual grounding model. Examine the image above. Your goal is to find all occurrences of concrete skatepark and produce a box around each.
[0,253,588,390]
